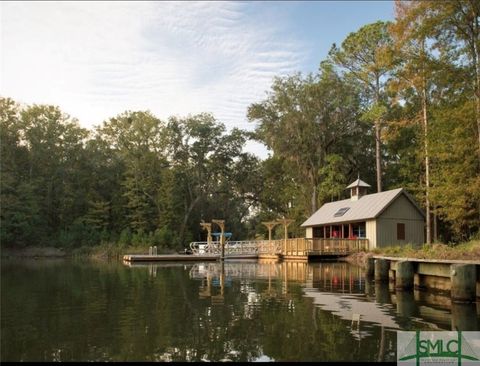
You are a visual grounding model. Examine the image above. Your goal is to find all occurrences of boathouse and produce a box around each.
[301,179,425,250]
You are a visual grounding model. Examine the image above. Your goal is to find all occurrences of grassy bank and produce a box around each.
[344,240,480,267]
[372,240,480,261]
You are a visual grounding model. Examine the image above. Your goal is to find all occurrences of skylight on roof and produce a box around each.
[334,207,350,217]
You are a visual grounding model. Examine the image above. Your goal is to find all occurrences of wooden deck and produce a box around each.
[124,238,368,263]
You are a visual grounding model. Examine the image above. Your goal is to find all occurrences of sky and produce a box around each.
[0,1,394,158]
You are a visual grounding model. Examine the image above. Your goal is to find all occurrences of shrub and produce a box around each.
[118,228,132,247]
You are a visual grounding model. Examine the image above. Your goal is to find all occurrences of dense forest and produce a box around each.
[1,1,479,251]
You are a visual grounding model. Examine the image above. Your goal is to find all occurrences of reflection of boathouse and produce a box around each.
[302,179,425,250]
[187,261,476,332]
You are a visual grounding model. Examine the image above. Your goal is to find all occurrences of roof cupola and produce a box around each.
[346,177,371,201]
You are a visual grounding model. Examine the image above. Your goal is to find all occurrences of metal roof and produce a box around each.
[301,188,424,227]
[346,178,371,189]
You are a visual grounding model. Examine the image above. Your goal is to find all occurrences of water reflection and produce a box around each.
[2,259,478,362]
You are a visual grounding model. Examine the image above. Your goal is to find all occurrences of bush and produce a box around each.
[57,221,101,248]
[153,227,173,247]
[118,228,132,247]
[72,246,93,257]
[131,229,150,246]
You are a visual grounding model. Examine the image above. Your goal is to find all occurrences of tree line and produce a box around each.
[1,1,479,251]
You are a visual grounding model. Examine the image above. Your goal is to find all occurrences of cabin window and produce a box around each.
[397,223,405,240]
[331,225,341,238]
[343,224,349,238]
[352,222,366,238]
[313,227,324,238]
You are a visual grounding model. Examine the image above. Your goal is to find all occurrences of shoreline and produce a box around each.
[0,245,177,259]
[1,247,68,258]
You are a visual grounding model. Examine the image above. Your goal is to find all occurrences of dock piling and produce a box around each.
[450,264,476,302]
[366,257,375,278]
[374,259,389,283]
[395,261,414,290]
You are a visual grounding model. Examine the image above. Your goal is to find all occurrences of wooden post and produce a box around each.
[220,261,225,296]
[212,219,225,260]
[375,259,389,283]
[285,225,288,254]
[262,221,279,255]
[200,221,213,250]
[207,273,211,296]
[395,261,414,290]
[450,264,476,302]
[276,218,294,256]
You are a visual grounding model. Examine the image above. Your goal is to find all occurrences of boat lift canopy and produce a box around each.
[212,232,232,239]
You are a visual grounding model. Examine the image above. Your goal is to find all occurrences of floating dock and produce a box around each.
[224,254,259,260]
[123,254,219,262]
[123,254,265,262]
[123,252,339,263]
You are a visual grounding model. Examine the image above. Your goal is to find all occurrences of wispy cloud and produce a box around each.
[1,1,306,156]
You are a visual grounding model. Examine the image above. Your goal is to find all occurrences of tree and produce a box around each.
[426,0,480,163]
[165,114,251,245]
[330,21,394,192]
[248,63,369,217]
[389,1,440,244]
[318,154,348,203]
[387,1,480,241]
[0,98,42,246]
[25,104,88,239]
[97,111,168,233]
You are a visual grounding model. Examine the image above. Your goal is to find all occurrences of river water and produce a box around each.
[1,259,479,362]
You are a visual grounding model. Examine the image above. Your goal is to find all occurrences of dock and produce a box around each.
[123,254,275,262]
[123,254,219,262]
[124,237,368,263]
[367,256,480,302]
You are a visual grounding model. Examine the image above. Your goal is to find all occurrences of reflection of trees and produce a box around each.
[0,260,454,362]
[2,260,267,361]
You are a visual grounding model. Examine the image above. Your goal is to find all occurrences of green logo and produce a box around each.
[398,331,480,366]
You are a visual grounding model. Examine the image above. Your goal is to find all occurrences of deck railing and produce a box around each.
[190,240,276,255]
[190,238,368,256]
[283,238,369,256]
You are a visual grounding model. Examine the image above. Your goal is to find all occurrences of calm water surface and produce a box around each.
[1,259,479,362]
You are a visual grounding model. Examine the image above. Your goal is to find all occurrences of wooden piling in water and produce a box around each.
[373,255,480,302]
[395,261,414,290]
[374,259,389,283]
[450,264,476,302]
[366,257,375,278]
